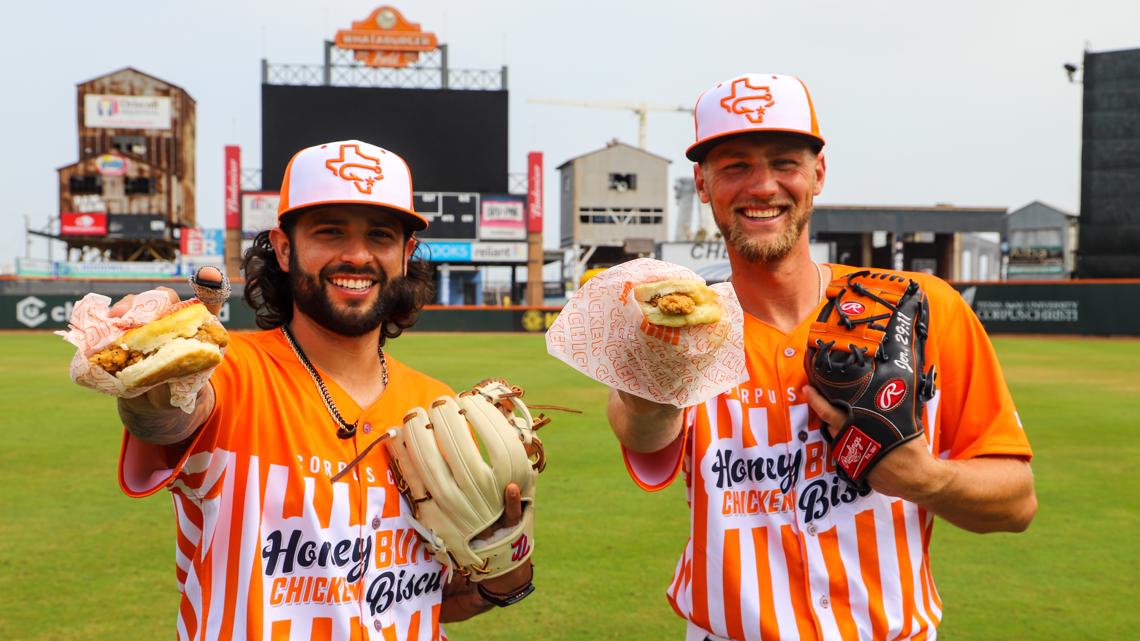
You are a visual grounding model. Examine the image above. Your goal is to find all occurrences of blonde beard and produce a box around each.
[717,204,812,263]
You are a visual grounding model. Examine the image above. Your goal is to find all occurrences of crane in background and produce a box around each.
[528,98,691,149]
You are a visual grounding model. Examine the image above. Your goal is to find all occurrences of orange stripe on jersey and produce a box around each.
[381,622,398,641]
[715,397,734,442]
[282,467,306,521]
[313,472,335,530]
[819,527,860,641]
[891,501,917,639]
[431,603,442,641]
[780,524,819,641]
[222,459,254,637]
[270,619,290,640]
[778,525,817,639]
[854,509,888,641]
[407,610,422,640]
[691,412,713,626]
[738,400,758,450]
[918,525,940,630]
[311,616,333,641]
[750,527,780,641]
[722,529,746,640]
[179,594,198,640]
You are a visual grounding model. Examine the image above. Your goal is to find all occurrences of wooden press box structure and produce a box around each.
[56,67,196,261]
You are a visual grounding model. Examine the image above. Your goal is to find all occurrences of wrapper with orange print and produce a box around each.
[57,292,228,413]
[546,258,748,408]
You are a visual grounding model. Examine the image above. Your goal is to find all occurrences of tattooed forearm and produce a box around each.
[117,383,215,445]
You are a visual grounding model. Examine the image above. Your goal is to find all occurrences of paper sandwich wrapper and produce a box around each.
[545,258,748,408]
[56,291,220,413]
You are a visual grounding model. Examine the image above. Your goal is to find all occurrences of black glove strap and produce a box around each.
[476,564,535,607]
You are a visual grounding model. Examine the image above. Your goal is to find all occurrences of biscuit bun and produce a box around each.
[634,279,722,327]
[89,302,229,389]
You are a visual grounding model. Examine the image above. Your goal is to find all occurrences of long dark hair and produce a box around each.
[241,221,435,346]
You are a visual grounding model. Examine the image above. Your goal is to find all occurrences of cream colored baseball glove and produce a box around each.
[385,379,548,581]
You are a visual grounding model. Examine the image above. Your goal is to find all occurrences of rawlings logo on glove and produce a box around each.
[805,271,937,491]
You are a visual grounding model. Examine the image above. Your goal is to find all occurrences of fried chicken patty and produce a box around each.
[651,293,697,316]
[89,323,229,376]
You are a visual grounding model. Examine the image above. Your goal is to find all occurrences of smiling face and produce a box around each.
[269,204,416,336]
[695,133,826,264]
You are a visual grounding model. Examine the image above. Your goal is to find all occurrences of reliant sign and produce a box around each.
[334,6,439,68]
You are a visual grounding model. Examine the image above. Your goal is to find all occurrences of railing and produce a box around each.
[262,43,506,90]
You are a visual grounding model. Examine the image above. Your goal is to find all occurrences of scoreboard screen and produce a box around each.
[262,84,508,195]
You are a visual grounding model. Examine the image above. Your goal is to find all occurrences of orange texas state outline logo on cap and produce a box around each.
[325,143,385,194]
[720,77,776,124]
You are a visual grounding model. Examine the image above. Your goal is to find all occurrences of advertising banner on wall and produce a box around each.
[527,152,543,234]
[107,214,167,239]
[479,196,526,240]
[84,94,172,130]
[60,212,108,236]
[180,228,225,258]
[241,192,280,238]
[418,241,528,263]
[225,146,242,230]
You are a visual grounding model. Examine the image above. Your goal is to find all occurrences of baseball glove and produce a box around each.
[805,270,937,491]
[384,379,548,582]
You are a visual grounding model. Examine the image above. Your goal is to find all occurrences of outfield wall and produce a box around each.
[2,280,1138,335]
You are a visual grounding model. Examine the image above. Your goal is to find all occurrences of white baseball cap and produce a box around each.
[277,139,429,231]
[686,73,825,162]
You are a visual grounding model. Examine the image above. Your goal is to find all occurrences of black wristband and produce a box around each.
[476,564,535,607]
[477,580,535,607]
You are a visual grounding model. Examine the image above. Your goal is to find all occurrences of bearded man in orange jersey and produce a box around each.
[108,140,535,640]
[607,75,1037,641]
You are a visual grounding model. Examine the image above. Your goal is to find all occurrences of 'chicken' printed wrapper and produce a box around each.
[56,292,218,413]
[545,258,748,407]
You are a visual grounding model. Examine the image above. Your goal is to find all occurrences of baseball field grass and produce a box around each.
[0,332,1136,640]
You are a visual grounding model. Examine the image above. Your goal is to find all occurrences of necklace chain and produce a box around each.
[281,325,388,439]
[815,262,826,304]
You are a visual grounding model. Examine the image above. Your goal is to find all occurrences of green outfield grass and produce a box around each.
[0,333,1136,640]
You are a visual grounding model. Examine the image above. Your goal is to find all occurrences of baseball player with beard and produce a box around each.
[607,74,1036,640]
[106,140,536,640]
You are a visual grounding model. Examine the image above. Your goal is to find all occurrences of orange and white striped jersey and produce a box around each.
[624,265,1032,641]
[119,330,454,641]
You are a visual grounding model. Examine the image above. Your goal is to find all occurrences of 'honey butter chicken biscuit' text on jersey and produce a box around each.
[622,265,1032,641]
[119,331,454,641]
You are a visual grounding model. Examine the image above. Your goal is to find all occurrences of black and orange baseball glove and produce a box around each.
[805,271,937,490]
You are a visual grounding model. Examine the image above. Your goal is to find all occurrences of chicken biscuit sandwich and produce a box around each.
[634,279,722,328]
[88,302,229,390]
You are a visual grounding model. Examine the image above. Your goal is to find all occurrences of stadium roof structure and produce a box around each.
[810,204,1008,234]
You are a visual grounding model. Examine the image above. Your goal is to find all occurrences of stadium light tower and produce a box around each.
[528,98,691,149]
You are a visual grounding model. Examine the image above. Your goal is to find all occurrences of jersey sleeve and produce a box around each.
[620,406,694,491]
[118,338,245,498]
[929,287,1033,462]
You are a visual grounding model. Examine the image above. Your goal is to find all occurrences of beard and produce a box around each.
[715,200,812,263]
[289,254,409,337]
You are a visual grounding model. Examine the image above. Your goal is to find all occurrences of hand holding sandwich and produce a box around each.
[109,268,228,446]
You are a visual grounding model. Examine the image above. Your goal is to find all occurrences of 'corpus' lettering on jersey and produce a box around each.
[893,310,914,373]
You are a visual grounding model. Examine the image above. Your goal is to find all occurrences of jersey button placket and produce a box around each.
[362,422,373,435]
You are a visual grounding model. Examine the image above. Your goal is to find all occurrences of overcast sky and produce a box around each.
[3,0,1139,265]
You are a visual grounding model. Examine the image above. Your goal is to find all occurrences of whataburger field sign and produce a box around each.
[334,6,439,68]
